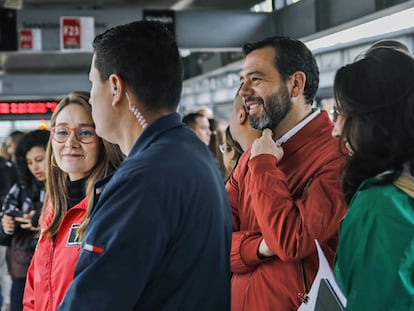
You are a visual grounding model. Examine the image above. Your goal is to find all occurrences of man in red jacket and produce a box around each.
[226,36,348,310]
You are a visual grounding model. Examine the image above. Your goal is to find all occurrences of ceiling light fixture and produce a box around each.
[171,0,194,11]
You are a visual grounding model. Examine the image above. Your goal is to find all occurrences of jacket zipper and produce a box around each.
[242,272,252,311]
[47,241,55,311]
[298,259,310,304]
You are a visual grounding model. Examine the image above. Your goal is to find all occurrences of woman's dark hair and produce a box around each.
[15,129,50,186]
[334,47,414,202]
[366,39,410,55]
[208,118,226,178]
[225,126,243,162]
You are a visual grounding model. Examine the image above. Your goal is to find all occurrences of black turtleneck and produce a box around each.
[66,178,87,209]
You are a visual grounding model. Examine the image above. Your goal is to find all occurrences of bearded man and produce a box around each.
[226,36,348,311]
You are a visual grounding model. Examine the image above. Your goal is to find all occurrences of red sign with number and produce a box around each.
[62,18,81,49]
[19,29,33,49]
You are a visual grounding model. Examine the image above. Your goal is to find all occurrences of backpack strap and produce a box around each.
[394,175,414,199]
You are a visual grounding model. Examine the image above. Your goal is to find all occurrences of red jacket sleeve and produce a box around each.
[226,153,275,273]
[226,167,240,232]
[248,153,347,261]
[230,231,262,273]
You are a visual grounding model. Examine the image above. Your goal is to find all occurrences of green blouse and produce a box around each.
[334,178,414,310]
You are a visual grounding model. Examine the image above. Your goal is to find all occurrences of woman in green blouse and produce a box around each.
[331,45,414,310]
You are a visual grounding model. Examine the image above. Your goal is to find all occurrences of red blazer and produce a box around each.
[227,111,348,311]
[23,198,88,311]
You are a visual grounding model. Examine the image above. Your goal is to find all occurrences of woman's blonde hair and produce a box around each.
[44,91,124,240]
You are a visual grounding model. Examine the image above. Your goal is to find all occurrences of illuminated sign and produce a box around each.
[0,101,58,114]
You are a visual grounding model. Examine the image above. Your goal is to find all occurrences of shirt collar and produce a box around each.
[275,109,321,146]
[129,112,183,156]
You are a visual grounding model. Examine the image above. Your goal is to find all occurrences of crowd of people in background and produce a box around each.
[1,129,49,311]
[0,20,412,311]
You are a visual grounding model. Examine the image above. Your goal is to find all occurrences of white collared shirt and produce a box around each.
[275,109,321,146]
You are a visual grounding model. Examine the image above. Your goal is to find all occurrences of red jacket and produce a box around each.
[23,198,87,311]
[227,111,348,311]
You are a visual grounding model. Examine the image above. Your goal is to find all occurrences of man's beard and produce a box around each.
[248,84,292,131]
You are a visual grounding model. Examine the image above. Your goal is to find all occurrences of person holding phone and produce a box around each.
[0,129,49,311]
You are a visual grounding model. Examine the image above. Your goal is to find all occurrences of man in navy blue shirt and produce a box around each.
[58,21,232,311]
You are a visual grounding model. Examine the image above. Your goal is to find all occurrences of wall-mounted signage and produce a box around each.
[19,28,42,51]
[60,16,94,51]
[143,10,175,37]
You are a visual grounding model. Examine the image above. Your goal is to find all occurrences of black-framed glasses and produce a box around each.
[219,143,231,154]
[51,126,96,144]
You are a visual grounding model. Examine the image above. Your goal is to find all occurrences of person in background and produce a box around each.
[59,21,231,310]
[367,38,410,54]
[332,46,414,310]
[208,117,227,178]
[5,131,24,163]
[0,157,18,208]
[0,129,49,311]
[220,126,243,181]
[228,92,261,152]
[0,154,17,311]
[227,36,348,310]
[182,112,212,146]
[23,92,123,311]
[0,143,9,158]
[183,111,228,178]
[196,106,214,119]
[196,107,228,177]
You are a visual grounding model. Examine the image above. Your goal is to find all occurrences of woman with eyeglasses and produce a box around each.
[23,91,124,311]
[221,126,243,181]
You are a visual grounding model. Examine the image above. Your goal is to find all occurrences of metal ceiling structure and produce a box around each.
[1,0,413,100]
[3,0,263,10]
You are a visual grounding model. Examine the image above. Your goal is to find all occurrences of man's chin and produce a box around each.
[249,118,269,131]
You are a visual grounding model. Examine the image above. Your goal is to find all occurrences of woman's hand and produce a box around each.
[15,210,38,231]
[1,215,16,234]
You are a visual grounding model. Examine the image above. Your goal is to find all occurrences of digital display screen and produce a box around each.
[0,101,59,115]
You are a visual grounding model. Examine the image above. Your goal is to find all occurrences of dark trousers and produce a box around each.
[10,277,25,311]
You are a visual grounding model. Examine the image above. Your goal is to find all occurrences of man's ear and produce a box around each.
[109,74,123,105]
[290,71,306,98]
[239,106,249,125]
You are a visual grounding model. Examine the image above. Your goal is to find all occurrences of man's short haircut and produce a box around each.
[92,21,183,113]
[182,112,205,130]
[233,92,244,109]
[242,36,319,104]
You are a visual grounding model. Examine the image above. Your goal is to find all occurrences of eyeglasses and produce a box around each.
[51,125,96,144]
[219,143,231,154]
[332,108,344,123]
